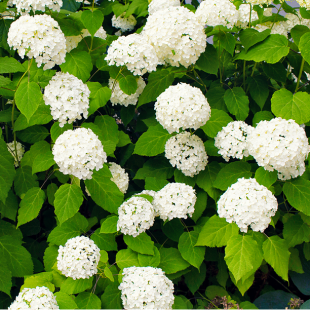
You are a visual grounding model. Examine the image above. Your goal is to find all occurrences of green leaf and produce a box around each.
[218,32,235,55]
[75,292,101,309]
[252,111,274,127]
[201,109,233,138]
[116,249,140,269]
[17,187,45,227]
[60,51,93,82]
[16,125,49,144]
[138,246,160,267]
[225,235,263,282]
[91,228,117,251]
[178,231,205,269]
[0,57,25,73]
[239,28,271,52]
[0,263,12,297]
[262,62,287,83]
[21,273,54,292]
[54,184,84,224]
[137,69,174,107]
[184,263,207,295]
[283,178,310,216]
[262,236,290,281]
[85,166,124,214]
[158,247,190,274]
[248,76,269,109]
[56,17,82,36]
[255,167,277,188]
[104,266,114,282]
[61,277,93,295]
[224,87,249,121]
[191,190,208,223]
[299,32,310,65]
[123,233,154,255]
[271,89,310,124]
[0,190,18,221]
[195,44,219,75]
[86,82,111,116]
[43,245,58,272]
[15,82,42,122]
[291,25,310,46]
[125,0,148,17]
[134,124,171,156]
[54,292,78,309]
[213,162,252,191]
[304,243,310,260]
[118,74,137,95]
[144,177,169,191]
[289,248,304,274]
[162,219,184,242]
[32,148,55,175]
[205,285,228,300]
[81,10,103,37]
[0,220,22,240]
[50,122,73,143]
[196,215,239,247]
[100,216,118,234]
[230,272,255,296]
[94,115,119,143]
[101,282,122,309]
[0,20,13,51]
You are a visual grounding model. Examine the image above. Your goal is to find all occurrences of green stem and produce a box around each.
[295,58,305,93]
[243,60,246,90]
[2,98,8,143]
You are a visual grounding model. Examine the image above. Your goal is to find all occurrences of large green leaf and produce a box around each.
[94,115,119,143]
[91,228,117,251]
[32,148,55,175]
[54,292,78,309]
[0,20,13,51]
[14,166,38,198]
[158,248,190,274]
[239,28,271,52]
[248,76,269,110]
[299,32,310,65]
[116,249,140,269]
[50,123,73,143]
[75,292,101,309]
[54,184,84,224]
[86,82,111,116]
[81,10,103,37]
[0,57,25,73]
[263,236,290,281]
[118,74,137,95]
[0,263,12,297]
[291,25,310,46]
[224,87,249,121]
[0,190,18,221]
[17,187,45,227]
[218,32,235,55]
[60,278,93,295]
[101,282,122,309]
[16,125,49,143]
[123,233,154,255]
[100,216,118,234]
[138,247,160,267]
[254,167,277,189]
[195,44,219,75]
[184,263,207,295]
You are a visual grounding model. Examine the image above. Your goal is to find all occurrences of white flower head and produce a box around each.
[119,267,174,310]
[142,6,206,68]
[52,128,107,180]
[109,162,129,194]
[8,286,59,310]
[155,83,211,134]
[106,33,158,75]
[112,13,137,32]
[247,118,309,180]
[7,14,66,70]
[117,196,155,237]
[109,76,146,106]
[218,178,278,233]
[296,0,310,10]
[9,0,62,14]
[236,4,258,28]
[148,0,180,15]
[7,141,25,167]
[43,72,90,127]
[165,132,208,177]
[215,121,254,162]
[153,183,196,221]
[57,236,100,280]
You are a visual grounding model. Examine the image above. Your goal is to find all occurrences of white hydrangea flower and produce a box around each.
[195,0,239,29]
[112,13,137,32]
[165,132,208,177]
[7,141,25,167]
[52,128,107,180]
[7,14,66,70]
[57,236,100,280]
[285,11,310,32]
[148,0,180,15]
[119,267,174,310]
[43,72,90,127]
[296,0,310,10]
[236,4,258,28]
[254,21,289,38]
[155,83,211,134]
[109,76,146,106]
[153,183,196,221]
[214,121,254,162]
[109,162,129,194]
[8,286,59,310]
[247,118,309,180]
[9,0,62,14]
[142,6,206,68]
[106,33,158,75]
[117,196,155,237]
[218,178,278,233]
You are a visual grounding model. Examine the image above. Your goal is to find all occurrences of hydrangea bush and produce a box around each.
[2,0,310,309]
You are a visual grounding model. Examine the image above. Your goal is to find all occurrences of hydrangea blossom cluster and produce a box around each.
[117,196,155,237]
[7,141,25,167]
[112,13,137,32]
[165,132,208,177]
[8,0,62,14]
[43,72,90,127]
[218,178,278,232]
[296,0,310,9]
[52,128,107,180]
[119,267,174,310]
[7,14,66,70]
[109,76,146,106]
[57,236,101,280]
[235,4,258,28]
[8,286,59,310]
[247,118,309,180]
[255,21,289,38]
[109,162,129,194]
[155,83,211,134]
[148,0,180,15]
[106,33,158,75]
[153,183,196,221]
[142,6,206,67]
[215,121,254,162]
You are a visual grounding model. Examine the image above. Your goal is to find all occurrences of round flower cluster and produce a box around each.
[119,267,174,310]
[296,0,310,10]
[218,178,278,233]
[235,4,258,28]
[112,13,137,32]
[52,128,107,180]
[148,0,180,15]
[7,141,25,167]
[109,76,146,106]
[155,83,211,134]
[285,12,310,33]
[57,236,101,280]
[165,132,208,177]
[8,286,59,310]
[214,121,254,162]
[153,183,196,221]
[142,6,206,68]
[117,196,155,237]
[106,33,158,75]
[109,162,129,194]
[43,72,90,127]
[7,14,66,70]
[247,118,309,180]
[9,0,62,14]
